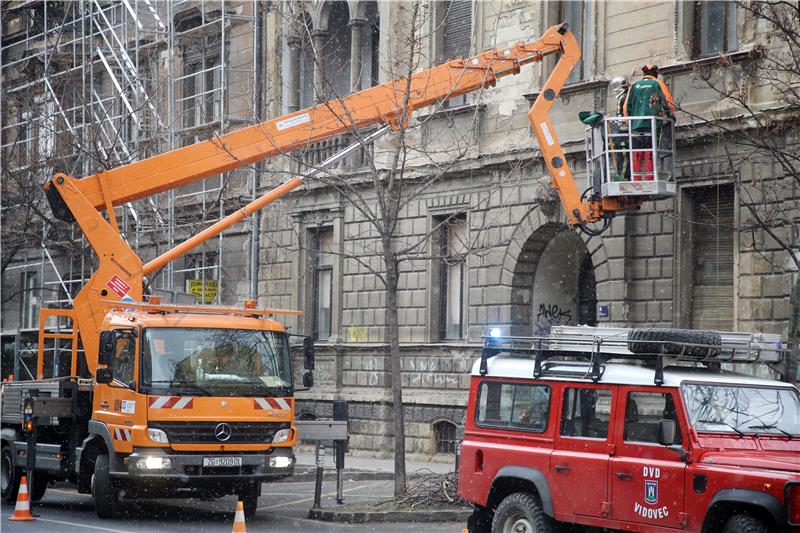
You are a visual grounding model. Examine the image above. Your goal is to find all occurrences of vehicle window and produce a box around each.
[141,328,293,396]
[112,332,136,385]
[624,391,682,445]
[682,383,800,436]
[560,387,612,439]
[476,381,551,433]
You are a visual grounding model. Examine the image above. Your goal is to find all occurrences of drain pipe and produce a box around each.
[250,1,266,300]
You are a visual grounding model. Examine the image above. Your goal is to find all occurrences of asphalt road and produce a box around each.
[2,478,465,533]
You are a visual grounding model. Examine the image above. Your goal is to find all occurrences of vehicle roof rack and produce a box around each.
[480,326,786,385]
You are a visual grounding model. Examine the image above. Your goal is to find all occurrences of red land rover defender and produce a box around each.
[459,326,800,533]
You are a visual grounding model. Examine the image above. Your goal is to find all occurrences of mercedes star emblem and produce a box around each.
[214,422,232,442]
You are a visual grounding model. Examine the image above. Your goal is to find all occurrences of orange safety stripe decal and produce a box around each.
[254,397,293,411]
[112,428,132,441]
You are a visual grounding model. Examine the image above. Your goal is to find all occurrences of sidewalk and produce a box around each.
[294,450,455,477]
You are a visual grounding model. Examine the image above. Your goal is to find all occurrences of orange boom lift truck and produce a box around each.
[1,23,663,519]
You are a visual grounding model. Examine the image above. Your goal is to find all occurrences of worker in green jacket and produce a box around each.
[623,65,675,181]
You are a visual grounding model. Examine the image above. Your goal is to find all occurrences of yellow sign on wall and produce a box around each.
[186,279,218,304]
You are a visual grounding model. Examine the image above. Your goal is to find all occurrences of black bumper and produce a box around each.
[112,448,295,486]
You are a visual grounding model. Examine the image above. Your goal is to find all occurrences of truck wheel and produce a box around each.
[30,473,48,502]
[92,454,119,518]
[627,328,722,358]
[723,514,769,533]
[239,482,260,519]
[492,492,553,533]
[1,444,20,504]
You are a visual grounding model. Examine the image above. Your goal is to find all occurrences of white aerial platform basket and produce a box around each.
[585,116,677,200]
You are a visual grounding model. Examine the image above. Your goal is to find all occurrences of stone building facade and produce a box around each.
[260,0,797,458]
[2,1,796,459]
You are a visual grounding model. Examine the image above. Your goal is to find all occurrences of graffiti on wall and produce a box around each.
[534,303,573,336]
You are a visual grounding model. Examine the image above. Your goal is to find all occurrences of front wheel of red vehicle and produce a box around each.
[491,492,553,533]
[723,514,769,533]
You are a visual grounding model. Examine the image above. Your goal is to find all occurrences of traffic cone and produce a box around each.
[232,500,246,533]
[8,475,35,521]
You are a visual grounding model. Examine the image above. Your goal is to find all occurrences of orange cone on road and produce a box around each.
[8,475,35,521]
[232,500,246,533]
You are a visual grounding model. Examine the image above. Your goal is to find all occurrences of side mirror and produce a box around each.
[302,371,313,388]
[303,336,315,370]
[658,419,677,446]
[95,367,114,384]
[98,331,115,366]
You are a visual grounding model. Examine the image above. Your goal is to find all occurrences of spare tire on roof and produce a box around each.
[627,328,722,358]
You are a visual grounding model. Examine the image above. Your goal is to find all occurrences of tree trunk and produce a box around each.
[787,277,800,385]
[384,247,406,496]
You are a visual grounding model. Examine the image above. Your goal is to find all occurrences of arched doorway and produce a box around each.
[510,223,597,337]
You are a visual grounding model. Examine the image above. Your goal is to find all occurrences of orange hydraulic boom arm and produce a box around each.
[42,23,613,374]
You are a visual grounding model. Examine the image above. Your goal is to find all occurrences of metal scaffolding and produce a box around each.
[1,0,260,377]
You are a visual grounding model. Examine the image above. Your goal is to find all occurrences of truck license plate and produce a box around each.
[202,457,242,468]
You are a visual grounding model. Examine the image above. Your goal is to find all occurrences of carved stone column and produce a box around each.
[312,30,328,103]
[286,34,302,112]
[348,18,365,91]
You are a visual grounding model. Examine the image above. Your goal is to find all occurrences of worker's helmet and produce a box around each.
[610,76,628,99]
[641,64,659,77]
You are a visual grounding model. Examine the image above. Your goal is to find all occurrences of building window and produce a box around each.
[689,185,734,330]
[436,0,472,106]
[181,36,222,129]
[693,1,737,58]
[184,251,219,304]
[312,228,334,340]
[434,214,467,340]
[433,420,457,454]
[21,271,39,329]
[556,1,586,83]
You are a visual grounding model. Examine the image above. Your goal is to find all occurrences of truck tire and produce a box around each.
[92,454,119,518]
[723,513,769,533]
[492,492,553,533]
[30,473,48,502]
[1,444,20,504]
[627,328,722,358]
[239,482,260,519]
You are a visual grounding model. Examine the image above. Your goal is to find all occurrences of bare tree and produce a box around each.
[274,0,521,495]
[684,0,799,382]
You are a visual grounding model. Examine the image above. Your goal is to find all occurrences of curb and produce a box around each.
[284,470,394,482]
[307,507,471,524]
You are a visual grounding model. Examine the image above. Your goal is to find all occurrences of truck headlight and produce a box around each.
[269,456,293,468]
[147,428,169,444]
[137,456,172,470]
[272,428,291,444]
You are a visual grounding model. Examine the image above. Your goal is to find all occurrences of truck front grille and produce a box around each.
[149,421,290,444]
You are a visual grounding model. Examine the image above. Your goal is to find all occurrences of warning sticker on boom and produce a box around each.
[276,113,311,131]
[107,275,131,298]
[539,122,555,146]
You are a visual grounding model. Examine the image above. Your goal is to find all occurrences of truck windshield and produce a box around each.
[141,328,292,396]
[682,383,800,437]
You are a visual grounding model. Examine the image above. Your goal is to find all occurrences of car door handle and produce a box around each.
[616,472,633,480]
[99,401,110,409]
[554,465,570,472]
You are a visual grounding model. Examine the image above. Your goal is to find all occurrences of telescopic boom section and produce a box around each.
[41,23,586,375]
[45,23,570,213]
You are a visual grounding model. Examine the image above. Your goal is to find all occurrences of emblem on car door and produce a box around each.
[645,479,658,504]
